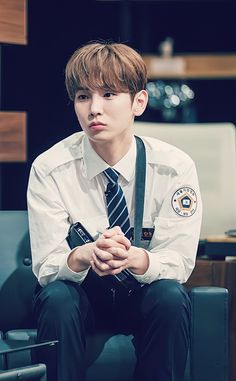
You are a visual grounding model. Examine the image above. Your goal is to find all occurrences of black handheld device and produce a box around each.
[66,222,143,292]
[67,222,94,247]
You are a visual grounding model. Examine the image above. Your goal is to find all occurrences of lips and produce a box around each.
[89,121,105,127]
[89,121,106,131]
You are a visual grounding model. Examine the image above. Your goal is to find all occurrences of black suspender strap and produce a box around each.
[133,136,146,247]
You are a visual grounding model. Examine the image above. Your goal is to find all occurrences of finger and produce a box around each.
[97,235,131,251]
[107,246,129,259]
[106,258,128,269]
[92,250,128,271]
[90,260,124,277]
[96,237,127,251]
[92,253,111,272]
[109,266,125,276]
[111,234,131,249]
[103,226,123,238]
[93,247,114,262]
[90,261,107,276]
[93,251,127,270]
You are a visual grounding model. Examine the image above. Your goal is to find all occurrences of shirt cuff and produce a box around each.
[130,250,161,284]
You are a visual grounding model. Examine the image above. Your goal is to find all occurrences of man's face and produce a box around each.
[74,88,137,144]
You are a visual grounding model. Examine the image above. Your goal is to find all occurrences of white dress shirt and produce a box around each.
[27,132,202,286]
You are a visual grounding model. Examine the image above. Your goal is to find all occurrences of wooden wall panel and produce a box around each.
[143,54,236,79]
[0,112,26,161]
[0,0,27,44]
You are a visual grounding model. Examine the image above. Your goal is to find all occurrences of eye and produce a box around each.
[104,92,116,98]
[76,94,88,101]
[75,93,89,101]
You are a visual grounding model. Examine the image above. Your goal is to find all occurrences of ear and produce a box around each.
[132,90,148,117]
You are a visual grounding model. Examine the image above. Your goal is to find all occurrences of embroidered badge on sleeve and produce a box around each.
[171,187,197,217]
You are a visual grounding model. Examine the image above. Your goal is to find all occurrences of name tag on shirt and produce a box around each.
[130,227,155,241]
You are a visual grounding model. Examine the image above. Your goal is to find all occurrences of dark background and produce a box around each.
[1,0,236,209]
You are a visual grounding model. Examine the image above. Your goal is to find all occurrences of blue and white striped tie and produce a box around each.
[104,168,132,240]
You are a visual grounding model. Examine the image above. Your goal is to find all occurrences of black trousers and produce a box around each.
[32,272,191,381]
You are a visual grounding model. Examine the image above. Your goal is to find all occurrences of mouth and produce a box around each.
[89,122,106,131]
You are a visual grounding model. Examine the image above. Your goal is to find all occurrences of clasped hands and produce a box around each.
[90,226,131,276]
[68,226,149,276]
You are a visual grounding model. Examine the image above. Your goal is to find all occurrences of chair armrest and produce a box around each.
[189,286,228,381]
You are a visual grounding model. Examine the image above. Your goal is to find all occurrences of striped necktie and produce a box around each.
[103,168,132,240]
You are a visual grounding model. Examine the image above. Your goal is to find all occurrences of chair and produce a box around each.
[0,364,46,381]
[134,121,236,239]
[0,211,229,381]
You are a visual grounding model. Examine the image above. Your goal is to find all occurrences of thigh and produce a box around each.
[33,280,94,331]
[132,280,191,381]
[128,279,191,333]
[139,279,191,316]
[32,280,91,381]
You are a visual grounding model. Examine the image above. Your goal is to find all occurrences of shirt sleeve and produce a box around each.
[27,165,89,286]
[132,159,202,284]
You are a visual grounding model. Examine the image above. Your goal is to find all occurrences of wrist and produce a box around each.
[67,244,93,272]
[128,247,149,275]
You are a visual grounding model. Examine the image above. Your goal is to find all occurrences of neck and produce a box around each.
[89,133,133,166]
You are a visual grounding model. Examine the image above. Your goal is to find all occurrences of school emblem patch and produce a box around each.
[171,187,197,217]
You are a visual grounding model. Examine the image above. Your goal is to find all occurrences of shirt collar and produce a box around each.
[83,135,136,182]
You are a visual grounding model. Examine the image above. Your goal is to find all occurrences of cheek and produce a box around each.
[74,105,79,118]
[114,101,133,118]
[74,105,84,121]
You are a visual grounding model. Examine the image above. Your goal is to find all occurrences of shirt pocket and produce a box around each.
[151,216,177,248]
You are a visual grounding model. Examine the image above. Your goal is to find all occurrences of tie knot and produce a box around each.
[103,168,119,185]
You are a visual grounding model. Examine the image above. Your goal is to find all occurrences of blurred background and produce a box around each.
[0,0,236,210]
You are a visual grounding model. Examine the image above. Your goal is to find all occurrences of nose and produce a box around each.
[89,94,103,117]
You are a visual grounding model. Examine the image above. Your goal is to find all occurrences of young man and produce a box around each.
[27,41,202,381]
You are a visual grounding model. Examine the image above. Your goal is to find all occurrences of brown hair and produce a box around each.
[65,41,147,101]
